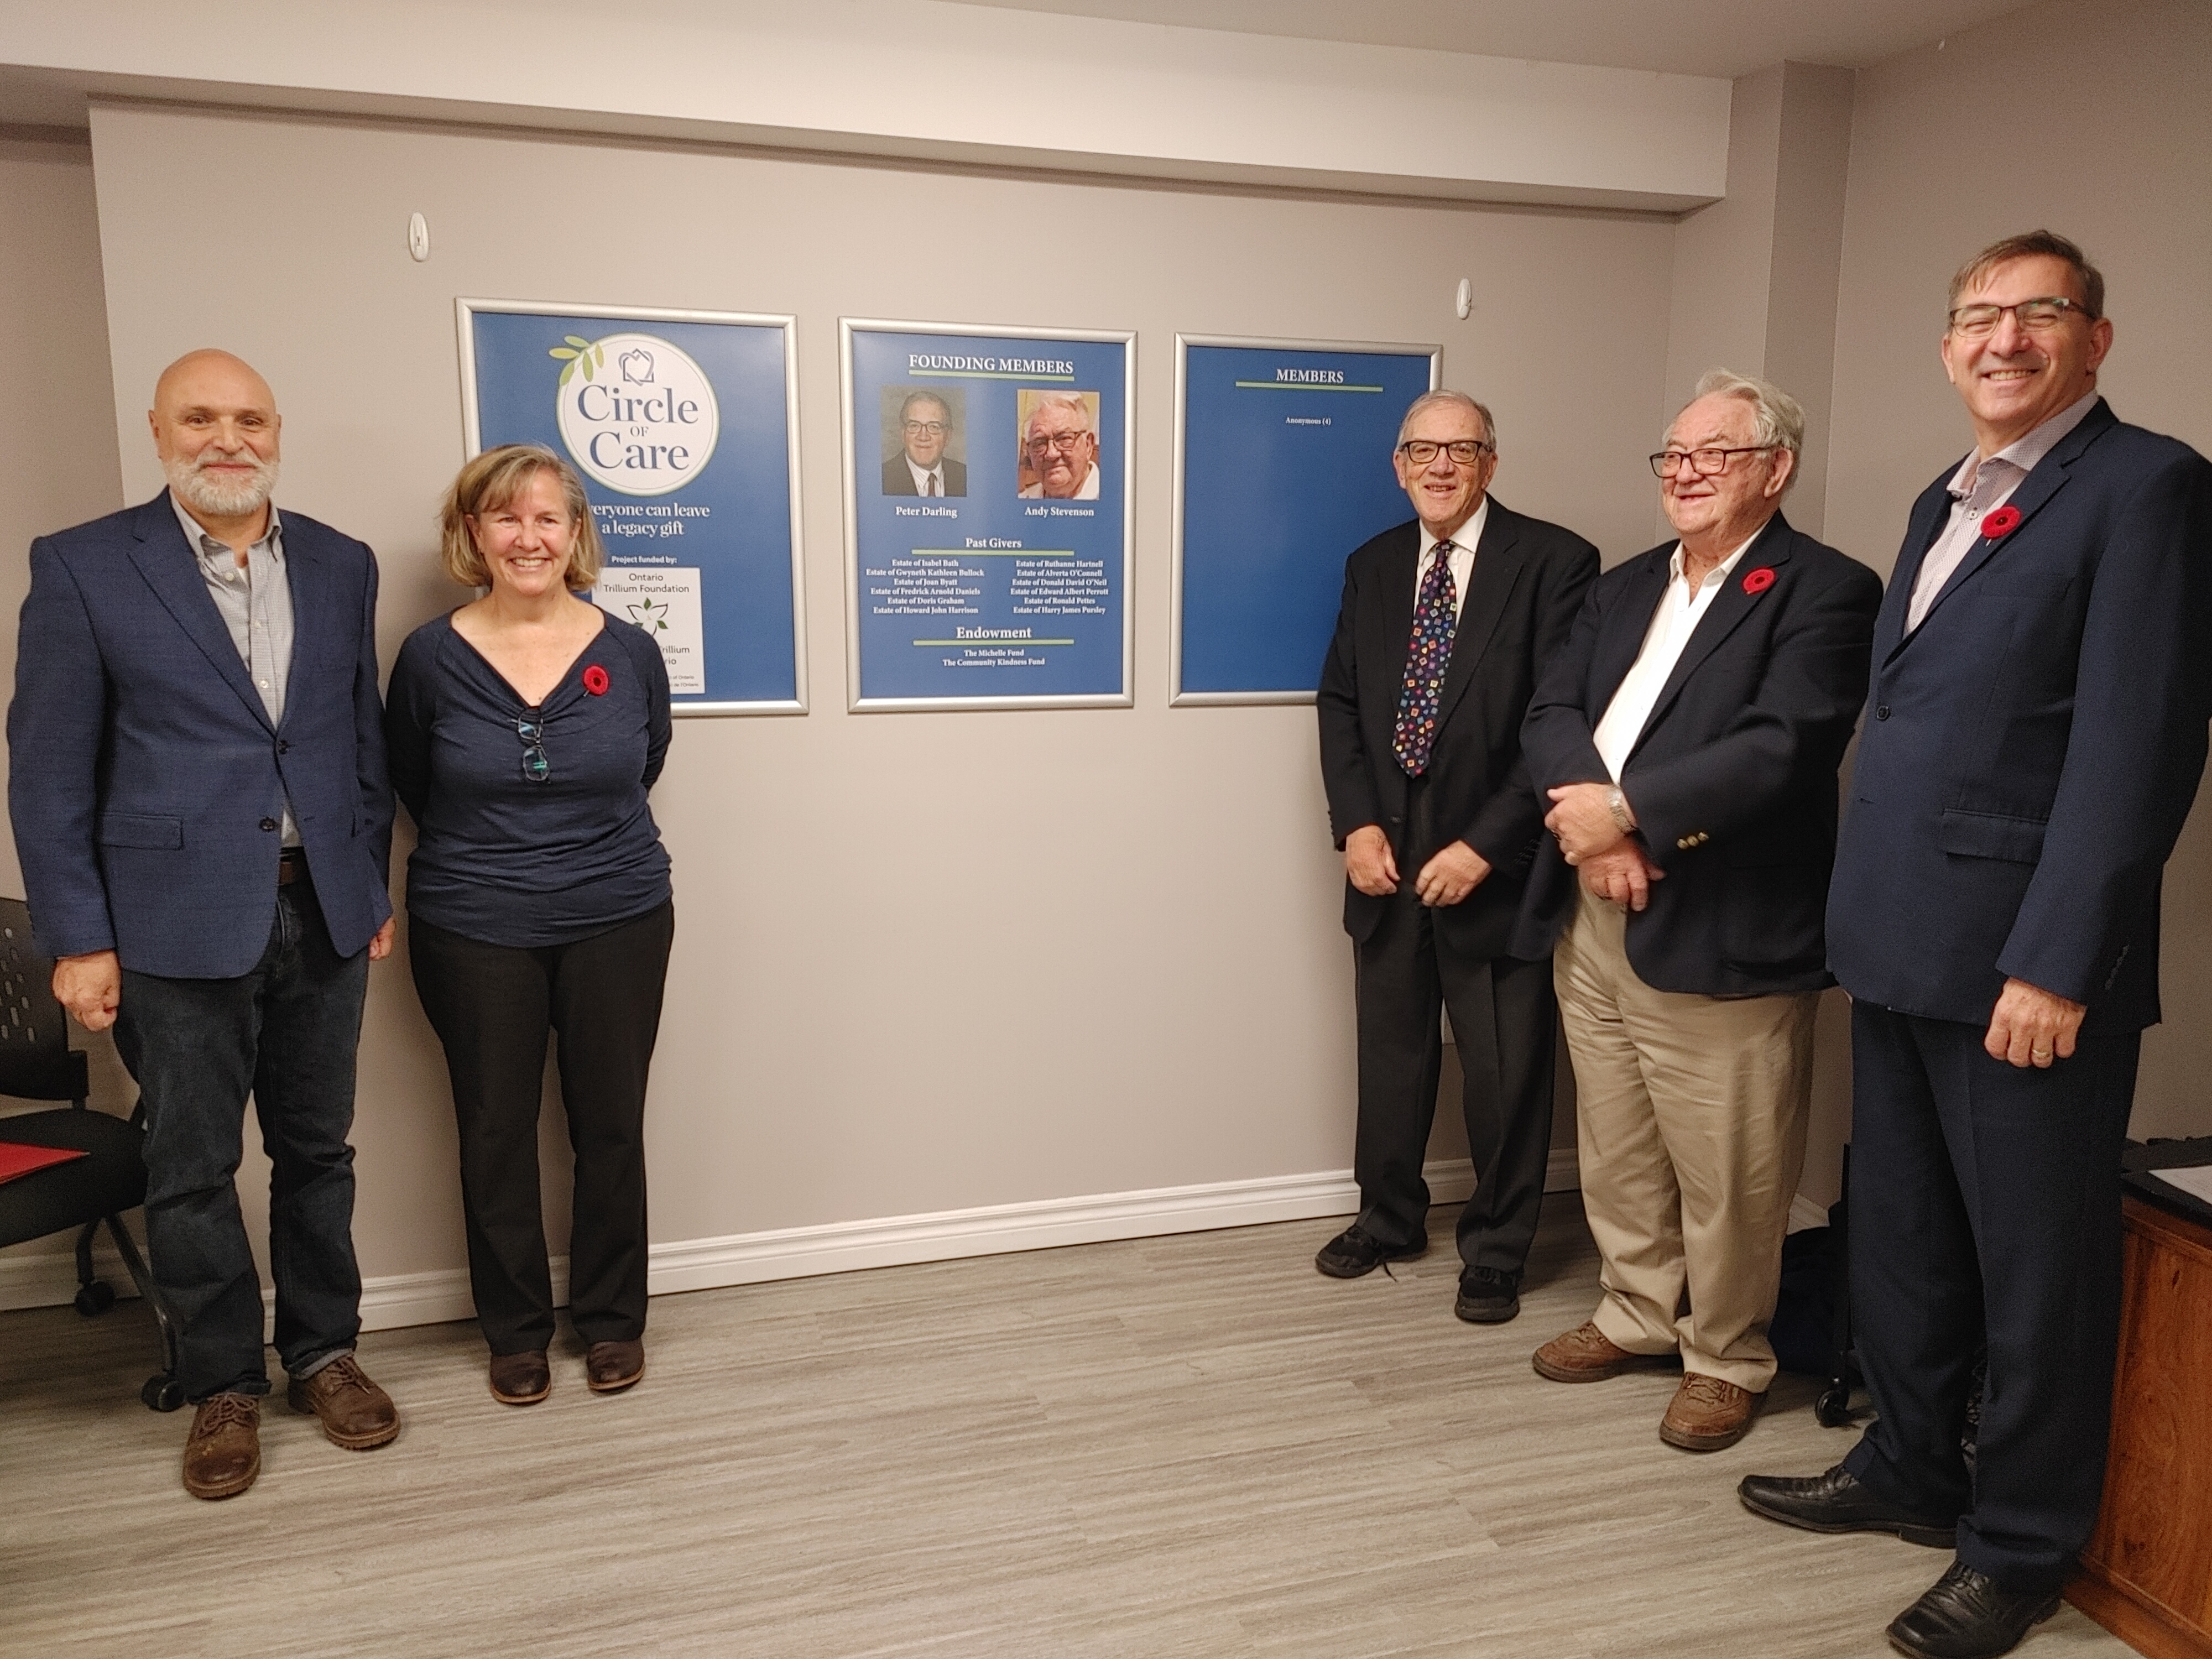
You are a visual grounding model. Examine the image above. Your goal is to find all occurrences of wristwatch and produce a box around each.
[1605,786,1636,835]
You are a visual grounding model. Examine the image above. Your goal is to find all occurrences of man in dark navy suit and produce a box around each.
[1740,233,2212,1659]
[1516,371,1881,1452]
[9,350,401,1500]
[1313,390,1598,1324]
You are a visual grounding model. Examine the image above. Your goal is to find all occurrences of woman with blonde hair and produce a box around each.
[387,443,672,1404]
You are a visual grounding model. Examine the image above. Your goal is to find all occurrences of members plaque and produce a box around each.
[458,299,806,713]
[1172,336,1439,704]
[842,320,1134,710]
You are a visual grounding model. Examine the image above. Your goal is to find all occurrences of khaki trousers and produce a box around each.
[1554,887,1817,1392]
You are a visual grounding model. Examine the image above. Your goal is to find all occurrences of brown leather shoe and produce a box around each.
[1532,1321,1677,1383]
[182,1392,261,1500]
[1660,1371,1761,1451]
[286,1354,400,1449]
[585,1338,645,1394]
[489,1349,551,1406]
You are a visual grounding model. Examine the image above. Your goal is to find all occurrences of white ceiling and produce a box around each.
[954,0,2036,79]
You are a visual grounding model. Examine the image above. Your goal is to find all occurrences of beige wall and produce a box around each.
[0,128,134,1266]
[1827,0,2212,1140]
[65,102,1673,1300]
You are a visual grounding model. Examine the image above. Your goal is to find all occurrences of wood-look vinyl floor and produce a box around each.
[0,1198,2130,1659]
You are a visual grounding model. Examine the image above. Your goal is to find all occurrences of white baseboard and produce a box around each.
[0,1150,1589,1335]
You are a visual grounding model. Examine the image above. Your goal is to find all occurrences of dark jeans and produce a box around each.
[114,878,371,1402]
[1353,883,1558,1272]
[1842,1001,2140,1592]
[407,903,674,1355]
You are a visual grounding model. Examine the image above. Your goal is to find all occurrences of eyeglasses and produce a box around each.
[902,420,948,436]
[1396,439,1494,467]
[1648,445,1776,479]
[1025,430,1093,455]
[1947,296,2093,339]
[515,717,549,784]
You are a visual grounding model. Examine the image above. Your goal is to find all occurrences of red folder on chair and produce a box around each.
[0,1141,89,1187]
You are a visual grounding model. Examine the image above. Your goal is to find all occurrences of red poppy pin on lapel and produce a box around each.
[1982,505,2023,541]
[1742,566,1776,596]
[582,664,610,696]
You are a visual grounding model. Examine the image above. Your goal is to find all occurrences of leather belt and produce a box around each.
[276,849,309,887]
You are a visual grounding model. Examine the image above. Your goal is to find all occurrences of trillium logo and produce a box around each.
[628,597,671,634]
[550,330,719,497]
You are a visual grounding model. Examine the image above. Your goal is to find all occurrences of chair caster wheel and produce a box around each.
[1815,1383,1853,1427]
[74,1280,116,1316]
[142,1374,185,1412]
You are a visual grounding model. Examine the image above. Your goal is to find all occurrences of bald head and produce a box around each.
[149,349,281,537]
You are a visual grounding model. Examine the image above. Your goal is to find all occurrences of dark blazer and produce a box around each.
[881,453,967,497]
[1515,512,1881,997]
[1317,500,1599,959]
[6,492,394,979]
[1827,400,2212,1031]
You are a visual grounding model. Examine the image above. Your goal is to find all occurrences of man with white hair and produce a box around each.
[1515,370,1881,1451]
[1314,389,1598,1323]
[1017,393,1100,499]
[8,349,400,1499]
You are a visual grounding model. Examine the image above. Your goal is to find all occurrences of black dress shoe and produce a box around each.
[1886,1562,2062,1659]
[1314,1223,1425,1279]
[1454,1266,1521,1323]
[1738,1464,1959,1547]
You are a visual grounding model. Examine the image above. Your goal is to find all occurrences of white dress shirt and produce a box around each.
[903,456,948,496]
[1592,529,1761,782]
[1905,388,2099,632]
[1413,496,1489,625]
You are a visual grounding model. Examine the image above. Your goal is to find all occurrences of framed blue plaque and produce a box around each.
[842,320,1134,710]
[1171,335,1439,705]
[457,299,806,714]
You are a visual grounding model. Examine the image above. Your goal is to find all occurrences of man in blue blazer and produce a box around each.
[1516,371,1880,1452]
[1740,233,2212,1659]
[8,349,402,1500]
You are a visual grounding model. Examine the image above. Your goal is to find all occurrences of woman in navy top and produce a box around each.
[387,444,673,1405]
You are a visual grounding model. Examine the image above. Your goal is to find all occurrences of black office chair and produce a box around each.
[0,898,183,1411]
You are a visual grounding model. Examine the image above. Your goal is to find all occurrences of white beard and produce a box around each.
[167,451,279,518]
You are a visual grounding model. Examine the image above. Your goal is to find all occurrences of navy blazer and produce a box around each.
[1515,512,1882,996]
[1827,400,2212,1031]
[1316,500,1599,959]
[7,492,394,978]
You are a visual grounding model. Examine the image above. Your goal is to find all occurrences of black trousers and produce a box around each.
[1352,881,1558,1273]
[408,902,674,1354]
[1841,1001,2139,1592]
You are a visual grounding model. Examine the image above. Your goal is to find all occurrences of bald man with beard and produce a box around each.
[9,349,401,1499]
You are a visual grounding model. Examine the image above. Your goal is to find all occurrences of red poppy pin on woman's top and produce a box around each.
[1982,505,2023,540]
[1742,566,1776,596]
[582,664,610,696]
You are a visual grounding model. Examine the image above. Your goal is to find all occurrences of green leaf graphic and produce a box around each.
[581,354,594,381]
[564,335,591,348]
[549,347,579,359]
[559,359,577,387]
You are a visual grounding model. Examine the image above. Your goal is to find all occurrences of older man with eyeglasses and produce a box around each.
[1515,369,1881,1452]
[1740,232,2212,1659]
[1018,393,1100,500]
[1313,390,1597,1324]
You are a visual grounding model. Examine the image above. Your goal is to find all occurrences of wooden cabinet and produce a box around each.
[2070,1194,2212,1658]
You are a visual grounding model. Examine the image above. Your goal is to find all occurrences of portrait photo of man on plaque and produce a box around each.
[879,385,967,498]
[1016,389,1103,500]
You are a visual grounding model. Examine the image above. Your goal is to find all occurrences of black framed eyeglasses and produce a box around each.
[515,717,549,784]
[1396,439,1493,467]
[902,419,949,436]
[1947,296,2093,339]
[1649,445,1776,479]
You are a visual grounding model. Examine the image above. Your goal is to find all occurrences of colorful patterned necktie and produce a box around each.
[1392,541,1458,776]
